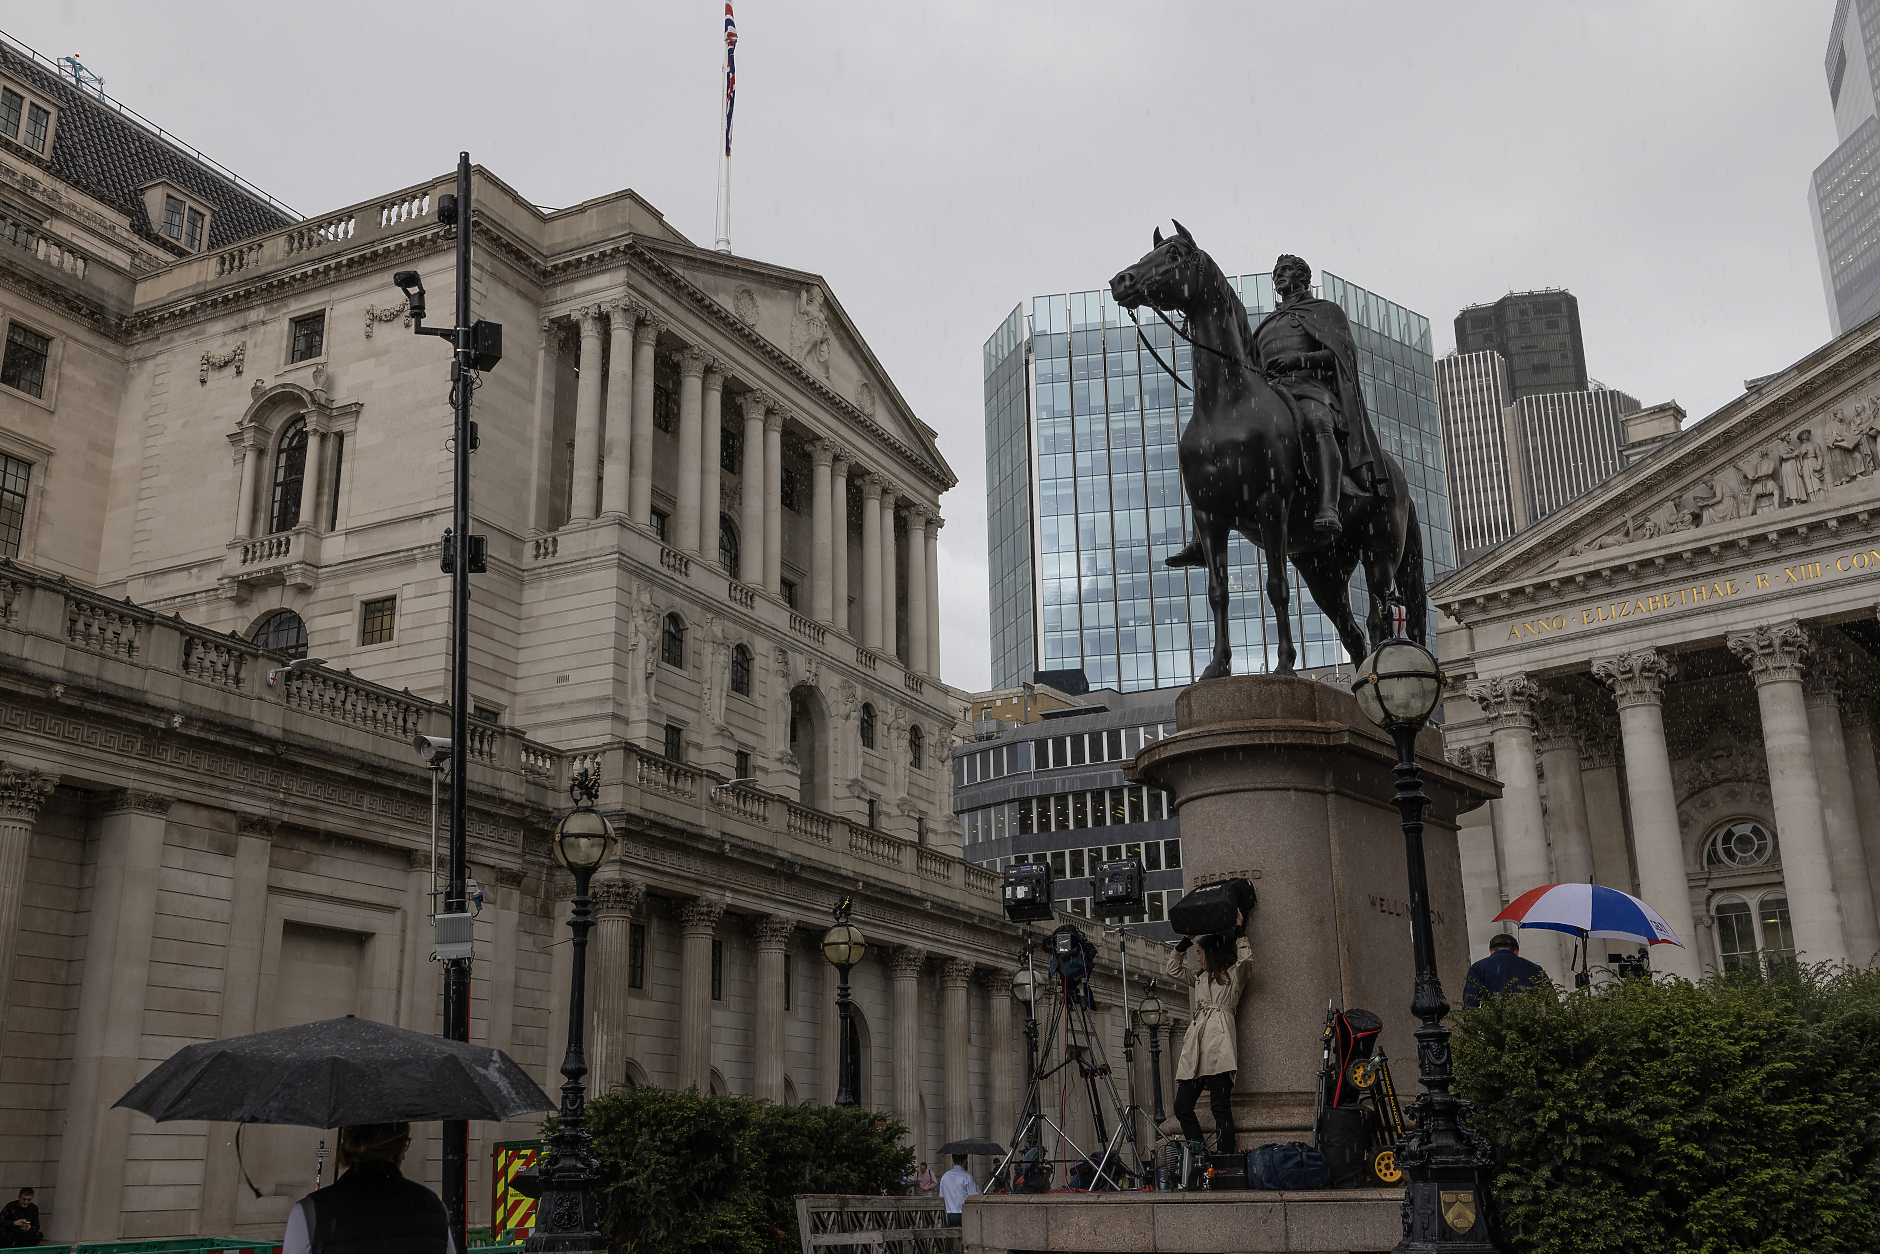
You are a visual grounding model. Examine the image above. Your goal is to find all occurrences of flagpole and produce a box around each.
[715,4,736,254]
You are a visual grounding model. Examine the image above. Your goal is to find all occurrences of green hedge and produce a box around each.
[1453,963,1880,1253]
[569,1087,914,1254]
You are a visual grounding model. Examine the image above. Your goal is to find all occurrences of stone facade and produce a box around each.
[1436,312,1880,984]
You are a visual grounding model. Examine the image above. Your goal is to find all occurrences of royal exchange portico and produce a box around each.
[1436,315,1880,984]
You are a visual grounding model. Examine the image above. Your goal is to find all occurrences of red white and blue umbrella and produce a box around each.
[1494,882,1684,948]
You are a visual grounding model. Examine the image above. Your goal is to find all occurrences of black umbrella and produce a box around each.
[935,1138,1005,1157]
[115,1015,554,1127]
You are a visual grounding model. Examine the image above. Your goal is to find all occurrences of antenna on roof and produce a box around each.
[58,54,103,96]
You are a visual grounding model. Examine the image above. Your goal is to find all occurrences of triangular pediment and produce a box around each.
[1434,318,1880,600]
[642,241,953,486]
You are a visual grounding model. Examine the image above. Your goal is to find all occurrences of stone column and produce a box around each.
[569,305,606,522]
[306,427,331,531]
[890,947,926,1161]
[1841,698,1880,918]
[673,347,707,553]
[860,477,884,650]
[941,959,973,1151]
[1804,654,1880,963]
[588,875,641,1096]
[1467,675,1566,982]
[1726,623,1849,966]
[982,969,1014,1152]
[1446,743,1504,956]
[821,964,842,1106]
[54,790,172,1242]
[677,898,726,1093]
[629,317,662,526]
[0,765,55,1042]
[880,484,901,661]
[831,454,852,635]
[200,815,274,1237]
[531,317,564,534]
[1535,693,1595,886]
[601,302,638,517]
[701,367,725,565]
[763,411,785,596]
[754,916,796,1104]
[925,517,943,678]
[1592,650,1701,979]
[1577,721,1636,893]
[905,508,930,679]
[811,442,835,624]
[739,393,768,585]
[231,434,261,541]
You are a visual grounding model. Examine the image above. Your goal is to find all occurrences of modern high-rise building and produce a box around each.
[1452,290,1589,400]
[982,271,1457,692]
[1812,0,1880,336]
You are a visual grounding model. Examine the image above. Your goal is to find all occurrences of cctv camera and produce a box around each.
[413,734,452,765]
[393,270,427,320]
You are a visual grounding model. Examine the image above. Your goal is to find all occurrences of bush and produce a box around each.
[565,1087,915,1254]
[1452,963,1880,1253]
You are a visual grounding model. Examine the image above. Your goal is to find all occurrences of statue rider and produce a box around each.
[1169,253,1386,566]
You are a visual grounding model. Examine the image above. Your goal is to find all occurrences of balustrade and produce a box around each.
[520,740,558,780]
[280,668,426,741]
[712,781,768,824]
[787,804,833,845]
[659,545,692,577]
[180,633,249,689]
[855,647,879,672]
[530,536,559,561]
[848,824,904,868]
[790,613,827,645]
[378,192,433,228]
[637,752,701,801]
[902,672,924,695]
[916,847,953,882]
[241,535,291,565]
[65,596,143,660]
[963,864,1001,897]
[215,243,262,277]
[284,215,356,254]
[728,581,757,610]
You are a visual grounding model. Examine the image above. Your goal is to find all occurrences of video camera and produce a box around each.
[1048,923,1096,985]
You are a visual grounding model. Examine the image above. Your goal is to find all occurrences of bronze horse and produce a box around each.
[1108,223,1426,678]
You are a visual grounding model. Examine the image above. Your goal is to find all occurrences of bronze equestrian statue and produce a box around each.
[1108,223,1426,679]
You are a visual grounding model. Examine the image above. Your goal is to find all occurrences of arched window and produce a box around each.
[661,613,685,668]
[1712,889,1797,972]
[1705,821,1775,868]
[268,417,308,534]
[251,609,308,660]
[719,517,740,574]
[731,644,752,696]
[909,724,923,768]
[1714,896,1756,972]
[1758,893,1796,968]
[860,703,876,749]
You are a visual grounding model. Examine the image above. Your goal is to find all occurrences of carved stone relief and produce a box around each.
[789,286,831,377]
[734,287,760,328]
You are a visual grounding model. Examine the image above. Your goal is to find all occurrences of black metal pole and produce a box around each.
[1147,1025,1164,1126]
[1390,722,1499,1253]
[835,964,858,1106]
[527,864,605,1251]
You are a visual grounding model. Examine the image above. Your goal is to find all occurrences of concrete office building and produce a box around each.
[1812,0,1880,336]
[1453,289,1589,401]
[983,271,1457,692]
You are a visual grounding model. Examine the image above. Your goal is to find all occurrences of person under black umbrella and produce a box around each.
[283,1123,453,1254]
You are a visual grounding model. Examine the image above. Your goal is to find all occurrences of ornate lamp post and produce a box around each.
[1137,985,1167,1128]
[1351,609,1498,1252]
[1009,963,1042,1165]
[528,767,615,1253]
[820,897,867,1107]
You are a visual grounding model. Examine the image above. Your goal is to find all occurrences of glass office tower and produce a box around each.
[983,271,1457,692]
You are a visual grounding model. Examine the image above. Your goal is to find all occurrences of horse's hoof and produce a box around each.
[1164,540,1205,568]
[1200,660,1232,681]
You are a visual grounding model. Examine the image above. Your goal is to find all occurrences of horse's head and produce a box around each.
[1109,220,1207,315]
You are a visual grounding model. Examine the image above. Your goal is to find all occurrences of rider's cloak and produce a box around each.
[1251,296,1388,496]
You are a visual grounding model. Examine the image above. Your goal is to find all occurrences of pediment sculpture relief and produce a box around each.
[1670,725,1769,801]
[1570,395,1880,556]
[789,286,832,377]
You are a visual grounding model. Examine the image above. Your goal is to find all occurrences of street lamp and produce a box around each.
[1137,985,1167,1128]
[1351,606,1498,1252]
[528,767,615,1253]
[821,897,867,1107]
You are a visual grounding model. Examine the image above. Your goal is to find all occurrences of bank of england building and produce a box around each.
[1438,314,1880,985]
[0,38,1166,1243]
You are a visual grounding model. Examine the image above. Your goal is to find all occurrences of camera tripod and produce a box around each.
[993,924,1149,1192]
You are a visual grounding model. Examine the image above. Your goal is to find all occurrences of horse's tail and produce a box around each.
[1398,495,1429,647]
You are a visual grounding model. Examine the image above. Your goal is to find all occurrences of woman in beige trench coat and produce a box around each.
[1162,912,1253,1152]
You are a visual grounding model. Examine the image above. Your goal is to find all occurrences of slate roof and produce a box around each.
[0,40,295,251]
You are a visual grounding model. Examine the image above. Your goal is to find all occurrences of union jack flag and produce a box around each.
[723,4,738,156]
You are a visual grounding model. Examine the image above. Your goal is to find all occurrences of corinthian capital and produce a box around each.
[606,301,638,332]
[678,896,726,935]
[0,766,56,822]
[679,345,708,378]
[753,914,797,950]
[890,945,927,975]
[1531,691,1580,754]
[1726,622,1811,687]
[590,877,643,917]
[1592,648,1678,709]
[740,390,772,422]
[941,957,976,989]
[1804,646,1847,709]
[634,315,665,345]
[1465,674,1541,730]
[576,305,606,335]
[812,439,837,467]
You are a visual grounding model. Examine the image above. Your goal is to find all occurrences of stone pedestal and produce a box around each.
[1129,676,1498,1144]
[964,1189,1405,1254]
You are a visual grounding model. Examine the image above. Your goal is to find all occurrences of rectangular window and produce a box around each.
[291,312,326,363]
[1127,788,1144,825]
[653,384,675,432]
[867,798,878,829]
[1069,848,1085,879]
[628,922,646,989]
[1144,840,1161,872]
[735,749,751,779]
[780,467,800,512]
[663,724,684,761]
[1052,795,1071,830]
[184,207,205,252]
[328,433,344,529]
[1071,792,1088,829]
[1069,735,1086,766]
[1163,838,1182,870]
[711,938,723,1000]
[0,455,28,558]
[721,426,741,473]
[781,579,797,609]
[0,89,20,139]
[917,816,926,843]
[473,705,501,724]
[1105,843,1122,862]
[359,597,396,645]
[1017,799,1035,835]
[784,953,792,1011]
[1104,729,1123,761]
[162,195,186,241]
[1049,850,1066,879]
[1,323,51,399]
[1147,891,1166,923]
[650,509,668,541]
[23,103,48,152]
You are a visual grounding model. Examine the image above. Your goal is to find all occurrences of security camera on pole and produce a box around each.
[393,151,501,1254]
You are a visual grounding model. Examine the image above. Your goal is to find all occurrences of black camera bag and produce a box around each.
[1168,877,1257,937]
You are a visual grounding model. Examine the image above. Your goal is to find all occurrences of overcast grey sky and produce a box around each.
[17,2,1837,691]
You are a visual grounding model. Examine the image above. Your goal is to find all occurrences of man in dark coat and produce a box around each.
[0,1188,41,1247]
[1462,933,1551,1009]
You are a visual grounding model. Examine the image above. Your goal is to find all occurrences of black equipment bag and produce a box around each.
[1315,1104,1376,1188]
[1203,1152,1247,1190]
[1168,877,1257,937]
[1324,1008,1383,1109]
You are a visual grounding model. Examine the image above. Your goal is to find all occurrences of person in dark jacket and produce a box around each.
[283,1123,454,1254]
[1462,934,1551,1008]
[0,1188,41,1247]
